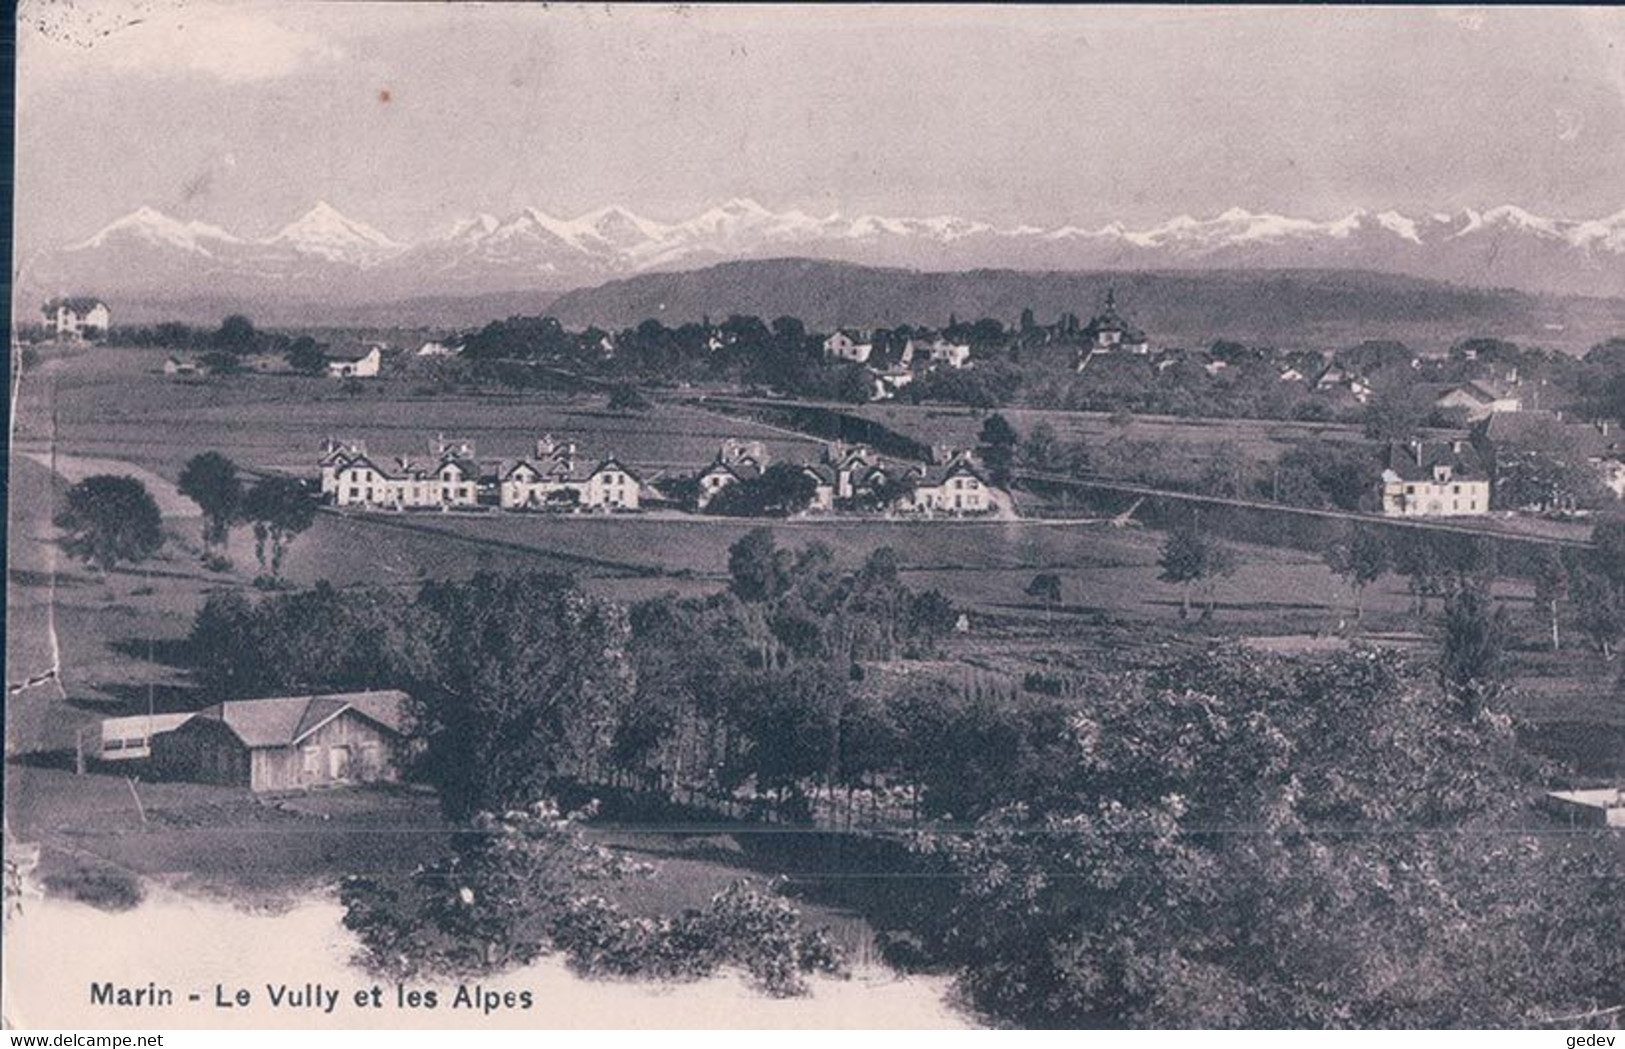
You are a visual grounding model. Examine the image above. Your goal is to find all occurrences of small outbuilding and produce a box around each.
[152,690,413,792]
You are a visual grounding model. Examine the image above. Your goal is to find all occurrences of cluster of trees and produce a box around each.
[113,315,333,375]
[704,464,820,517]
[177,452,316,578]
[52,455,318,581]
[340,801,842,993]
[911,647,1625,1028]
[187,531,960,820]
[1157,514,1238,620]
[177,512,1625,1025]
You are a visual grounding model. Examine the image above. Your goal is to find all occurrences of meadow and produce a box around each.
[8,340,1620,783]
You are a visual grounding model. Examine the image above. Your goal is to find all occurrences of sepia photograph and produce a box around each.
[4,1,1624,1034]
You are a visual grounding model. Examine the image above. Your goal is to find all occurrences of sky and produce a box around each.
[15,2,1625,249]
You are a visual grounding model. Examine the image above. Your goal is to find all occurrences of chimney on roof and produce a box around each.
[1409,438,1424,466]
[1451,439,1466,454]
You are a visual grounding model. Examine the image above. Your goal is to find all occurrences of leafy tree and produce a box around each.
[1490,414,1609,511]
[241,476,316,577]
[707,464,818,518]
[1272,441,1379,511]
[1439,580,1510,703]
[905,589,959,653]
[54,475,164,570]
[1592,519,1625,588]
[1157,516,1234,621]
[178,452,243,552]
[1323,523,1388,622]
[1026,572,1062,609]
[1019,422,1063,473]
[212,314,258,354]
[977,413,1019,486]
[606,383,652,412]
[412,574,634,819]
[835,363,876,405]
[1572,566,1622,659]
[286,336,328,376]
[1362,382,1432,442]
[199,350,242,375]
[728,528,793,603]
[1529,547,1571,651]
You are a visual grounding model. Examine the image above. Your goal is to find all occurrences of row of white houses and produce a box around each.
[318,435,996,517]
[698,440,995,515]
[319,436,643,512]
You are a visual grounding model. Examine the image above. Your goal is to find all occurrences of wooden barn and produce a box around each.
[151,690,413,793]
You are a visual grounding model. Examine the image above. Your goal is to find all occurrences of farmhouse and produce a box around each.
[1378,439,1490,517]
[1435,380,1522,421]
[823,330,874,364]
[327,345,383,378]
[416,340,461,357]
[696,440,768,509]
[42,297,110,341]
[152,690,413,793]
[899,451,991,514]
[1478,411,1625,502]
[903,336,972,369]
[499,435,642,511]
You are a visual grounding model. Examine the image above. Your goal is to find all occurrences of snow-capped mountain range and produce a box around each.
[23,198,1625,302]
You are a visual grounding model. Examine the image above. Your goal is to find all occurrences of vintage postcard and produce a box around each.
[5,2,1623,1034]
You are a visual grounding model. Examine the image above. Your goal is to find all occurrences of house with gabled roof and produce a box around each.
[823,329,874,364]
[326,344,384,378]
[1434,379,1522,422]
[497,435,642,511]
[695,440,768,508]
[896,451,992,514]
[42,297,110,341]
[1378,439,1490,517]
[151,690,413,792]
[903,336,973,370]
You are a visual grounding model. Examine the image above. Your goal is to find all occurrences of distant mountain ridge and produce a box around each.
[22,198,1625,304]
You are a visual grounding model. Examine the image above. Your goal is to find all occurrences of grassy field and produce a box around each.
[12,345,825,481]
[850,401,1372,464]
[8,341,1621,783]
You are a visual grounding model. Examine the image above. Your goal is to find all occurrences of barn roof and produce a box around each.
[100,712,197,743]
[43,296,108,315]
[192,690,411,749]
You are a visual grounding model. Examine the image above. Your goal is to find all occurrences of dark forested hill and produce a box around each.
[546,258,1625,354]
